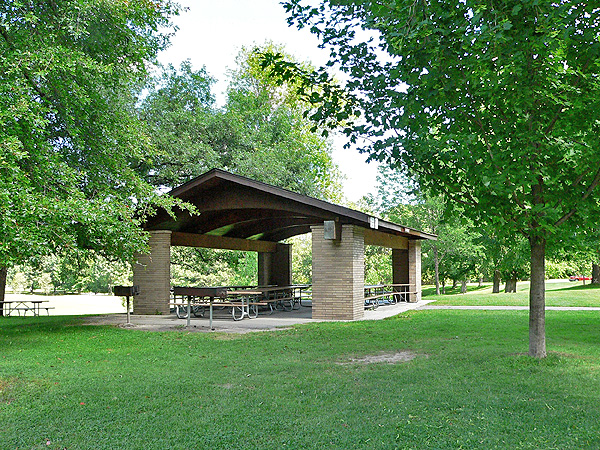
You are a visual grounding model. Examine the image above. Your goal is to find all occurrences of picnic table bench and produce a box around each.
[364,284,415,310]
[172,286,265,329]
[171,285,312,327]
[1,300,54,317]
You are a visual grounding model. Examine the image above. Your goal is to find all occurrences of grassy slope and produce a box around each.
[424,280,600,307]
[1,309,600,449]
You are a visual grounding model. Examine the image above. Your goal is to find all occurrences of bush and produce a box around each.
[546,259,579,280]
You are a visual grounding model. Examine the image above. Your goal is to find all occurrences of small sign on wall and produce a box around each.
[324,220,340,240]
[369,217,379,229]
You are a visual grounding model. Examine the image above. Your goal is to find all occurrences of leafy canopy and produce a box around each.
[267,0,600,357]
[274,0,600,240]
[0,0,180,266]
[139,44,343,201]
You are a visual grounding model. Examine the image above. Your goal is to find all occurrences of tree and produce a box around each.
[269,1,600,358]
[224,44,344,201]
[139,45,344,200]
[0,1,181,306]
[138,61,220,189]
[373,166,484,296]
[138,45,345,286]
[498,238,530,293]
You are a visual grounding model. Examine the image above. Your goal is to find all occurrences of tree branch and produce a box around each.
[0,25,49,103]
[555,165,600,227]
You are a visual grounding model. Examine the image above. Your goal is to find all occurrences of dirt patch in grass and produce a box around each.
[0,377,41,404]
[339,351,421,365]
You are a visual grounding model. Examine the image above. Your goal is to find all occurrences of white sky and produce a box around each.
[156,0,379,202]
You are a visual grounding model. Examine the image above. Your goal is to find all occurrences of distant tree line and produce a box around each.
[365,165,599,294]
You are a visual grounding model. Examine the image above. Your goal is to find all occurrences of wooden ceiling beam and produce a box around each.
[363,229,409,249]
[170,231,277,253]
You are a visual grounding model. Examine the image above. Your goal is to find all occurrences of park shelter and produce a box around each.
[133,169,436,320]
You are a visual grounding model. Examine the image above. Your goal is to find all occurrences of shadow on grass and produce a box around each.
[423,284,492,297]
[550,283,600,292]
[0,315,88,338]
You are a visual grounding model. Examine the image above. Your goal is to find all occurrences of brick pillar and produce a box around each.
[272,243,292,286]
[408,240,422,303]
[259,244,292,286]
[311,224,364,320]
[392,249,409,285]
[132,230,171,314]
[258,252,272,286]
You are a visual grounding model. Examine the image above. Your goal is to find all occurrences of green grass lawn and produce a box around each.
[424,280,600,307]
[2,309,600,449]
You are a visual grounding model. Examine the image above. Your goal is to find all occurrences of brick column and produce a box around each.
[408,240,422,303]
[311,224,364,320]
[132,230,171,314]
[258,243,292,287]
[392,248,409,285]
[257,252,273,286]
[272,243,292,286]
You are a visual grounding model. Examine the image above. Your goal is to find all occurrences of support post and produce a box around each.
[392,249,409,285]
[272,243,292,286]
[258,252,273,286]
[132,230,172,314]
[408,240,422,303]
[392,248,409,302]
[258,243,292,287]
[311,224,364,320]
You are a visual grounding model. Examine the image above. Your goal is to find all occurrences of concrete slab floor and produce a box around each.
[82,300,435,333]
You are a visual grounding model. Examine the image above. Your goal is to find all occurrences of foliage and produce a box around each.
[137,61,220,188]
[290,234,312,284]
[170,247,257,287]
[372,165,485,292]
[497,236,530,282]
[2,308,600,448]
[0,0,182,267]
[545,259,581,280]
[364,245,391,285]
[7,252,130,294]
[275,1,600,236]
[267,0,600,357]
[139,44,344,200]
[548,225,598,277]
[137,45,346,289]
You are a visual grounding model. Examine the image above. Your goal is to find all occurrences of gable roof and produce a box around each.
[144,168,436,242]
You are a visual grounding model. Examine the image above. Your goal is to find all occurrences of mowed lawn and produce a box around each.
[424,280,600,307]
[2,291,600,449]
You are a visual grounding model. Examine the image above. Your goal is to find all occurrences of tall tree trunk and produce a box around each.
[0,266,7,317]
[492,270,501,293]
[460,279,467,294]
[452,279,458,289]
[504,279,517,293]
[434,246,441,295]
[592,260,600,285]
[529,236,547,358]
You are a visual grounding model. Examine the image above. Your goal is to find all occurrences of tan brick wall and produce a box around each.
[392,248,409,285]
[408,240,422,302]
[311,224,364,320]
[132,230,172,314]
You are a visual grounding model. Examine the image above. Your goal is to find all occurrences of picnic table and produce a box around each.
[1,299,53,317]
[171,284,313,327]
[171,286,264,329]
[364,284,413,309]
